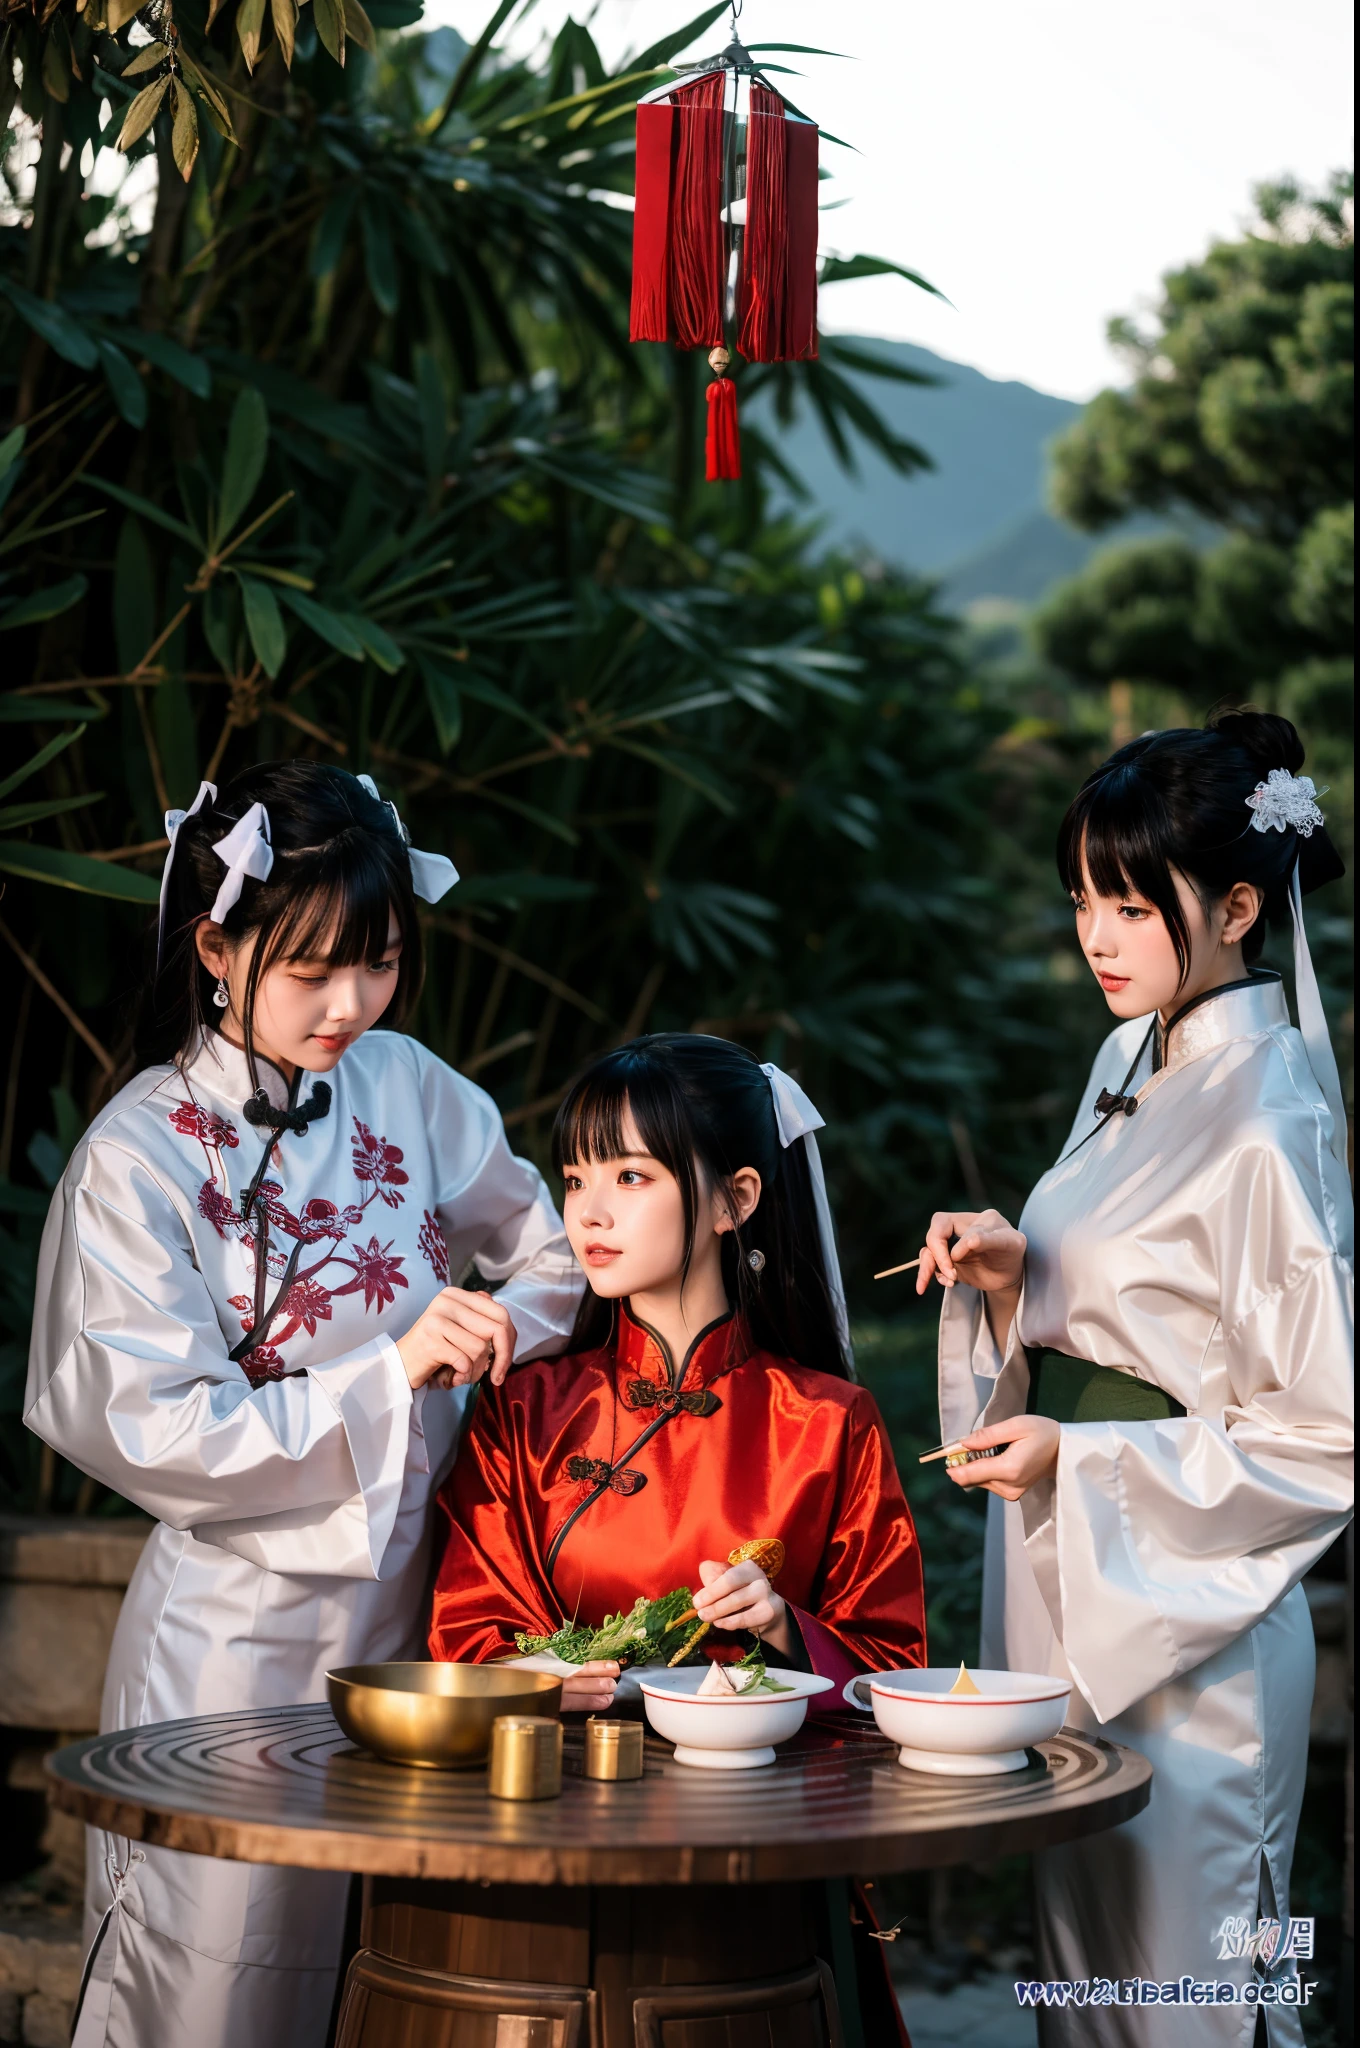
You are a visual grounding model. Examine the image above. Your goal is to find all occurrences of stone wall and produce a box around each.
[0,1516,151,2048]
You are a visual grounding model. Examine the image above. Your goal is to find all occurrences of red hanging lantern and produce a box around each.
[630,37,820,482]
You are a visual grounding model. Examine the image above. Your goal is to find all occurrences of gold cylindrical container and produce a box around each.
[488,1715,562,1801]
[583,1716,645,1782]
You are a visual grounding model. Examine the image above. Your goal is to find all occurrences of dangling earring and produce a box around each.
[746,1248,766,1275]
[213,976,230,1010]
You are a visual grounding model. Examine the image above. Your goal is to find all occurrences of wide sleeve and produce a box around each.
[792,1391,927,1687]
[428,1383,561,1661]
[24,1141,415,1579]
[413,1045,583,1361]
[1021,1245,1354,1723]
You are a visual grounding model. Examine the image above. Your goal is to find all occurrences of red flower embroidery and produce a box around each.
[418,1211,450,1284]
[170,1101,238,1149]
[351,1118,408,1208]
[333,1236,409,1313]
[239,1344,297,1387]
[296,1197,365,1243]
[227,1293,255,1332]
[198,1180,240,1238]
[275,1276,334,1342]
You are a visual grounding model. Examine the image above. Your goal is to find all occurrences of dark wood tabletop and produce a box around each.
[46,1703,1151,1887]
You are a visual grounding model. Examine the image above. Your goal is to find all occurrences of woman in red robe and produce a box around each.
[430,1033,923,2045]
[429,1031,924,1707]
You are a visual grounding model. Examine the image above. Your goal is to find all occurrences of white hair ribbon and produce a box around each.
[760,1061,853,1372]
[1244,775,1346,1164]
[357,773,459,903]
[209,802,274,925]
[1287,864,1347,1166]
[158,780,216,961]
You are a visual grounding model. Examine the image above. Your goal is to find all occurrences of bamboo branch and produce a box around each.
[0,917,114,1076]
[427,914,608,1023]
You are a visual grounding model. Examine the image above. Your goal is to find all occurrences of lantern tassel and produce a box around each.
[705,373,741,482]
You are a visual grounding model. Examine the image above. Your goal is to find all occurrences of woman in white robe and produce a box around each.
[918,712,1353,2046]
[24,764,582,2048]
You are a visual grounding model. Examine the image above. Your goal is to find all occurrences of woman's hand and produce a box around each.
[395,1287,519,1392]
[915,1210,1026,1295]
[560,1660,620,1713]
[916,1208,1027,1348]
[945,1415,1060,1501]
[693,1558,792,1655]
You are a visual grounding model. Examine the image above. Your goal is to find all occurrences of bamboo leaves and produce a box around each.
[271,0,298,68]
[314,0,346,66]
[240,577,287,677]
[217,389,269,543]
[116,74,170,152]
[122,43,171,79]
[170,77,200,183]
[236,0,267,71]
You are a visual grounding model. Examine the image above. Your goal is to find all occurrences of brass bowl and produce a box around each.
[326,1663,563,1770]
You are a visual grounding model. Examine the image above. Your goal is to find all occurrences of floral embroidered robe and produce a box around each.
[25,1027,582,2048]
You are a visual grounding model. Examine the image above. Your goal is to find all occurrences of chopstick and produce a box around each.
[873,1257,921,1280]
[918,1439,1004,1466]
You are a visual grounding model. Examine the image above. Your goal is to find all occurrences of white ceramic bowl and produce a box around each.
[844,1668,1070,1775]
[640,1667,834,1769]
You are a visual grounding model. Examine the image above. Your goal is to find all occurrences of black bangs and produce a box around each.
[1055,715,1329,989]
[1057,762,1196,980]
[256,834,413,974]
[132,759,429,1083]
[553,1058,698,1180]
[550,1034,850,1381]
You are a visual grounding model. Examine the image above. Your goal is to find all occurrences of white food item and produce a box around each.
[697,1660,757,1696]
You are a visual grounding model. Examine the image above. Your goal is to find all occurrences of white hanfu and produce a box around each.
[939,975,1353,2047]
[25,1027,583,2048]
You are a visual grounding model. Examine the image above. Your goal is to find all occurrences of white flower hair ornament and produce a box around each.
[1245,768,1327,838]
[1241,768,1345,1167]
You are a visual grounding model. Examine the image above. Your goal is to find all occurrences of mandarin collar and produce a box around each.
[1131,972,1289,1103]
[180,1030,317,1115]
[615,1302,750,1392]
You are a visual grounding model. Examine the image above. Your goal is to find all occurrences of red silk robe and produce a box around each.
[429,1305,926,1688]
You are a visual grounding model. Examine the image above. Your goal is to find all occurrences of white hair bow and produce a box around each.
[357,774,459,903]
[209,803,275,925]
[158,780,216,959]
[760,1062,853,1371]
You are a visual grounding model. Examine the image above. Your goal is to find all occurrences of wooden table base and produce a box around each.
[335,1875,844,2048]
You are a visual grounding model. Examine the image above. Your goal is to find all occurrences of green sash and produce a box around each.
[1026,1348,1185,1423]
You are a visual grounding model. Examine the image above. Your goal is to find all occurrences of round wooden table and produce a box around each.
[47,1703,1151,2048]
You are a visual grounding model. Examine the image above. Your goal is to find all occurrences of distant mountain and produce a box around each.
[762,338,1156,607]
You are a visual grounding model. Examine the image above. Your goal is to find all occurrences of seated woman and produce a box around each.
[429,1032,925,1705]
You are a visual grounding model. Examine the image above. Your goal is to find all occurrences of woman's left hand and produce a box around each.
[945,1415,1060,1501]
[693,1558,792,1653]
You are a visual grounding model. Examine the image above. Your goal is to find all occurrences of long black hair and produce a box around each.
[137,761,424,1086]
[551,1033,849,1380]
[1057,709,1344,986]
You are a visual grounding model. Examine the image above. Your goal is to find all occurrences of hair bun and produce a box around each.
[1209,707,1305,778]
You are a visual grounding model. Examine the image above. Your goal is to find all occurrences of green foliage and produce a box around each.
[1039,173,1352,751]
[1033,174,1353,928]
[1,4,1095,1512]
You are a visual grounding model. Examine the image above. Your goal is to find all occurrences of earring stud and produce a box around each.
[746,1248,766,1274]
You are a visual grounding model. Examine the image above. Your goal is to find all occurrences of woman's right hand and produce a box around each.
[560,1660,620,1713]
[915,1210,1026,1295]
[395,1286,518,1392]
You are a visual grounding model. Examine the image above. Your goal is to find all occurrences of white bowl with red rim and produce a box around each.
[844,1668,1071,1774]
[639,1667,835,1769]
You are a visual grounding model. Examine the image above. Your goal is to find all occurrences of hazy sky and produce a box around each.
[425,0,1353,399]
